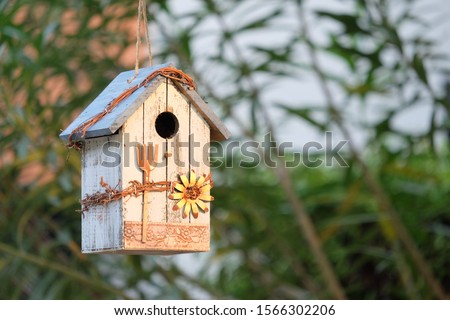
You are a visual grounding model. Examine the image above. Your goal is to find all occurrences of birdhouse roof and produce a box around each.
[59,63,230,142]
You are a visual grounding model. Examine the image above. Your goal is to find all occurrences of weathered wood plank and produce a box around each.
[190,104,211,226]
[167,81,191,223]
[81,134,122,252]
[121,98,144,223]
[144,80,168,225]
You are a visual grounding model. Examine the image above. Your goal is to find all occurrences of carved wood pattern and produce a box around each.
[123,221,209,252]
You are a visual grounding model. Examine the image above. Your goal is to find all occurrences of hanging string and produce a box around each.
[141,0,153,67]
[133,0,143,76]
[129,0,153,83]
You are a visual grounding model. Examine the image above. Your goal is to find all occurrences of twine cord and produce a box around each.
[141,0,153,67]
[134,0,143,76]
[130,0,153,83]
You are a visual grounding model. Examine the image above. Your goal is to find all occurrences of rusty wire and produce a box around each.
[79,177,171,213]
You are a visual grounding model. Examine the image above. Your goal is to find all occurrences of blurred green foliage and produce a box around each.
[0,0,449,299]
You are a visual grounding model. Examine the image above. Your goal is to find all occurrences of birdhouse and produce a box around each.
[59,63,230,254]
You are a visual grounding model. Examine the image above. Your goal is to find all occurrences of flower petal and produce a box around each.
[194,199,209,212]
[180,174,189,188]
[196,174,206,187]
[169,192,184,200]
[198,194,214,202]
[200,184,211,193]
[183,201,191,219]
[191,201,199,218]
[189,170,196,186]
[173,198,186,211]
[174,183,185,192]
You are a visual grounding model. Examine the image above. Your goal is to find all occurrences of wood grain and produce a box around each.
[81,134,122,252]
[167,80,190,223]
[190,103,211,224]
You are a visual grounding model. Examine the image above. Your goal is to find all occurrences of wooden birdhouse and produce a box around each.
[59,63,230,254]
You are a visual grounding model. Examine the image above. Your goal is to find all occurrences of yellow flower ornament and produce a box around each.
[169,171,214,219]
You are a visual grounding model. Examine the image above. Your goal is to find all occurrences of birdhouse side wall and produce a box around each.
[81,134,123,253]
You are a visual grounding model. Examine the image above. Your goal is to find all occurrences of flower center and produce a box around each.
[185,186,200,200]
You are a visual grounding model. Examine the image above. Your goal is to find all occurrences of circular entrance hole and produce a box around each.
[155,112,179,139]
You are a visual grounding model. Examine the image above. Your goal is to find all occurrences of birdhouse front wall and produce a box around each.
[81,78,210,254]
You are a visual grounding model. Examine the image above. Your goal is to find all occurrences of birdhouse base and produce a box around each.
[81,222,210,255]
